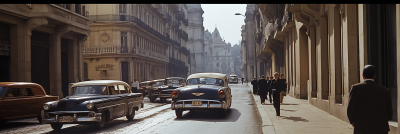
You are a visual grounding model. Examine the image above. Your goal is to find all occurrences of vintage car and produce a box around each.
[138,81,151,97]
[228,74,238,83]
[148,77,186,102]
[0,82,59,124]
[171,73,232,118]
[41,80,143,130]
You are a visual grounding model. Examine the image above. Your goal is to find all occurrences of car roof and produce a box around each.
[0,82,42,87]
[71,80,130,87]
[141,81,151,83]
[187,73,227,80]
[150,79,165,82]
[165,77,185,80]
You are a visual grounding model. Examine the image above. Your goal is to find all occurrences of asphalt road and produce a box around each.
[0,83,261,134]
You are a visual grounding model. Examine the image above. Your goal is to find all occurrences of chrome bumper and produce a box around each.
[171,100,226,110]
[42,112,102,124]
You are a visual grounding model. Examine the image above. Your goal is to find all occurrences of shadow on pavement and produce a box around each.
[174,108,241,122]
[280,103,298,105]
[281,109,297,112]
[280,116,309,122]
[44,118,145,134]
[0,122,41,130]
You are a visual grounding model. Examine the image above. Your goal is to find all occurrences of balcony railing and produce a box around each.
[179,47,190,55]
[89,15,165,41]
[83,45,168,62]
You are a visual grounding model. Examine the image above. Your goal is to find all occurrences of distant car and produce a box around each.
[171,73,232,118]
[139,81,151,97]
[148,77,186,102]
[229,74,238,83]
[0,82,59,124]
[41,80,143,130]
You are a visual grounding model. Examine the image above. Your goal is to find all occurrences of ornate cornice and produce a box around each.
[301,4,320,26]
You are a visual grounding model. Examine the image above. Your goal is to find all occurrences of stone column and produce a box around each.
[50,25,69,98]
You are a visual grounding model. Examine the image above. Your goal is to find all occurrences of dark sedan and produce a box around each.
[171,73,232,118]
[41,80,143,130]
[148,77,186,102]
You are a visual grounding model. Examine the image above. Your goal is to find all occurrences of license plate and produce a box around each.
[60,116,73,122]
[192,101,202,106]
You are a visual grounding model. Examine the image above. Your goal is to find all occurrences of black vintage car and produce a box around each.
[148,77,186,102]
[41,80,143,130]
[171,73,232,117]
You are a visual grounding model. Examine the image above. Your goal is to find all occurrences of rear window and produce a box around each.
[0,86,6,98]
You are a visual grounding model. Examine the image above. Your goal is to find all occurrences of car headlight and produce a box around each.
[43,104,50,110]
[86,102,94,110]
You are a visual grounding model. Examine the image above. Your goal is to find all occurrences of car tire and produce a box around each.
[175,109,182,118]
[96,111,106,128]
[37,115,42,124]
[126,107,135,121]
[50,123,63,131]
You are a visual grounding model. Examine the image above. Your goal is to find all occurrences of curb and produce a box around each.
[247,83,276,134]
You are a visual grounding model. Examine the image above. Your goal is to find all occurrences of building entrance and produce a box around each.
[61,38,69,98]
[0,22,10,82]
[31,31,50,94]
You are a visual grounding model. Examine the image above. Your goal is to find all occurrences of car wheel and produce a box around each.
[175,109,182,118]
[96,111,106,128]
[37,115,42,124]
[50,123,63,131]
[126,107,135,121]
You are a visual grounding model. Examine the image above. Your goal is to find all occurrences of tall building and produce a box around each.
[204,27,235,76]
[0,4,90,98]
[186,4,205,74]
[255,4,400,131]
[83,4,190,83]
[231,43,242,78]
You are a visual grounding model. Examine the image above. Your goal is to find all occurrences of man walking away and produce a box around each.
[270,72,281,116]
[279,74,287,104]
[257,75,268,104]
[242,77,244,85]
[251,78,258,95]
[131,78,139,93]
[268,76,274,103]
[265,77,270,101]
[347,65,392,134]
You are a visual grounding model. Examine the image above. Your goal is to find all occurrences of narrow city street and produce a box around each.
[0,84,261,134]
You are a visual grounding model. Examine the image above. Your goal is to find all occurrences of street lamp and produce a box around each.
[235,12,257,81]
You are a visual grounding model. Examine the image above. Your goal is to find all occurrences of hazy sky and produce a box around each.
[201,4,247,47]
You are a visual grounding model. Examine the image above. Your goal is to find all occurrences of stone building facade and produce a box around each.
[83,4,190,83]
[0,4,90,98]
[231,43,242,78]
[186,4,205,74]
[256,4,400,132]
[204,28,235,75]
[240,4,264,81]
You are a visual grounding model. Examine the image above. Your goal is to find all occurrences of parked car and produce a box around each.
[139,81,151,97]
[171,73,232,118]
[41,80,143,130]
[0,82,59,124]
[148,77,186,102]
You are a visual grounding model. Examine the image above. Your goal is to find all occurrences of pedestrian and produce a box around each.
[270,72,281,116]
[279,74,287,104]
[251,78,258,95]
[131,78,139,93]
[267,76,274,103]
[257,75,268,104]
[265,76,270,101]
[242,77,244,85]
[347,65,392,134]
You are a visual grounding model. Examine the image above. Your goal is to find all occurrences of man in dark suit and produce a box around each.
[257,75,268,104]
[267,76,274,103]
[279,74,287,104]
[241,78,244,85]
[251,78,258,95]
[270,72,281,116]
[347,65,392,134]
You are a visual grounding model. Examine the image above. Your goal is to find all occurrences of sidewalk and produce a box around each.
[247,83,354,134]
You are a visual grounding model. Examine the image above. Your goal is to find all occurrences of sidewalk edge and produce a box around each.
[247,83,275,134]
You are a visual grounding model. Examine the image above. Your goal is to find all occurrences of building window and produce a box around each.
[75,4,82,14]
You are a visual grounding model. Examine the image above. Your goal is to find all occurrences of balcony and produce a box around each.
[169,57,185,66]
[165,13,172,22]
[89,15,165,41]
[83,45,169,63]
[179,47,190,55]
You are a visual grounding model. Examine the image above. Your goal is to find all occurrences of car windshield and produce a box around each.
[0,86,6,98]
[229,77,238,81]
[151,81,164,87]
[70,86,108,96]
[187,78,224,86]
[166,79,181,87]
